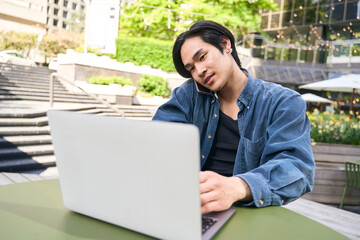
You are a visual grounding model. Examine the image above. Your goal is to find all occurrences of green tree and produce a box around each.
[39,31,80,63]
[119,0,277,40]
[0,31,37,56]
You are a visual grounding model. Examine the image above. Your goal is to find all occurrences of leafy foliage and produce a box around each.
[120,0,278,40]
[115,36,175,71]
[0,31,37,56]
[308,111,360,145]
[39,31,80,62]
[89,76,133,86]
[137,74,170,97]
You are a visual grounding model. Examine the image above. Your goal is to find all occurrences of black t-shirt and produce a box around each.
[202,110,240,177]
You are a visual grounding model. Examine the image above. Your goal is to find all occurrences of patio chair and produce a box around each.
[340,161,360,209]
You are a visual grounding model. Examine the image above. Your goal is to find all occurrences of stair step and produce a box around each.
[0,155,56,172]
[0,95,100,104]
[0,81,66,91]
[0,144,54,158]
[0,126,50,136]
[0,135,52,146]
[0,65,54,73]
[0,111,47,118]
[0,74,53,81]
[0,116,48,126]
[0,88,93,99]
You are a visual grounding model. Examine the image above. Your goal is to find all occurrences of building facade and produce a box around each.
[0,0,47,34]
[253,0,360,64]
[46,0,85,32]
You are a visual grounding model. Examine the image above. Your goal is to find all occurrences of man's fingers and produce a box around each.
[201,200,228,215]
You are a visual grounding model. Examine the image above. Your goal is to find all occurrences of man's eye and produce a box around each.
[200,53,206,61]
[189,66,195,72]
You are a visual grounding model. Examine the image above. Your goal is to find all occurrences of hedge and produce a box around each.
[115,36,175,72]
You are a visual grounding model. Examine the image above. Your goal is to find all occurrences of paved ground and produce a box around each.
[326,204,360,215]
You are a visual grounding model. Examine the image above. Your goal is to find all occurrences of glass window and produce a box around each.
[282,11,292,27]
[332,3,344,21]
[261,15,269,29]
[319,0,331,4]
[346,1,360,20]
[63,22,67,29]
[54,8,59,15]
[295,0,306,9]
[273,0,282,8]
[53,19,58,26]
[293,9,305,25]
[72,3,77,10]
[80,5,84,10]
[318,4,330,23]
[63,11,68,18]
[271,13,280,28]
[283,0,292,10]
[305,7,317,24]
[54,0,58,4]
[63,0,68,7]
[307,0,319,7]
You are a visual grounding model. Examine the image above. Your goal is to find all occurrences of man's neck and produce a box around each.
[218,68,248,103]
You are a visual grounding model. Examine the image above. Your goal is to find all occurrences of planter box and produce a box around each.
[74,81,136,105]
[302,143,360,205]
[132,95,169,106]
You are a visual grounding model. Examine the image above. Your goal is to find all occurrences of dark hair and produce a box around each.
[173,20,242,78]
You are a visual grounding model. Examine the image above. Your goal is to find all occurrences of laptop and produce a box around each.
[47,110,236,240]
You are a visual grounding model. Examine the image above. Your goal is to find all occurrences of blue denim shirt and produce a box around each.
[152,69,315,207]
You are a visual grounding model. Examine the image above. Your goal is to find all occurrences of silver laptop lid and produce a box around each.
[48,110,202,240]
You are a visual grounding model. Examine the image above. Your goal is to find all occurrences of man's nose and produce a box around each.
[195,63,206,77]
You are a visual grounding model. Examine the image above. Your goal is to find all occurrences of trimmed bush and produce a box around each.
[89,76,133,86]
[138,75,170,97]
[115,36,175,72]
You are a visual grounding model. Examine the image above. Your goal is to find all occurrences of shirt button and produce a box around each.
[208,135,212,139]
[201,155,205,159]
[214,114,218,118]
[259,200,264,206]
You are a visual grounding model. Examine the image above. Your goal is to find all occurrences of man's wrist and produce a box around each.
[230,176,253,202]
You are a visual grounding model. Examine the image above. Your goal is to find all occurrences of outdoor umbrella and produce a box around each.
[301,93,332,103]
[299,74,360,112]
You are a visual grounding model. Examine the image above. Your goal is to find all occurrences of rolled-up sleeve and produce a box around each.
[236,92,315,207]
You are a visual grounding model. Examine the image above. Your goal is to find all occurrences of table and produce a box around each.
[0,180,348,240]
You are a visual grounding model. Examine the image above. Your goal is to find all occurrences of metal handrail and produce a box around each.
[49,73,125,118]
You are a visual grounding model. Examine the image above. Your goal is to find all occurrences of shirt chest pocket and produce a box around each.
[239,136,266,170]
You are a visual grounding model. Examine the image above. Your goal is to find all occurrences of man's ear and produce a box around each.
[220,36,231,52]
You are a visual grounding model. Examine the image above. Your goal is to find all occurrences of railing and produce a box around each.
[49,73,125,117]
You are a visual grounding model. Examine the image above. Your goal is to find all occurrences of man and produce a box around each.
[152,20,315,214]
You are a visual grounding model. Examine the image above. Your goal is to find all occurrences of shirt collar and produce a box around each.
[237,68,254,109]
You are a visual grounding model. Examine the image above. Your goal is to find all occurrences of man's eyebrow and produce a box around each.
[184,48,203,70]
[192,48,203,60]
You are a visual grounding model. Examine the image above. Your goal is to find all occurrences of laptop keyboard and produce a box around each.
[202,216,218,234]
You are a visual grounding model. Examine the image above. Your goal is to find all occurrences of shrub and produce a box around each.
[89,76,133,86]
[308,110,360,145]
[137,75,170,97]
[115,36,175,72]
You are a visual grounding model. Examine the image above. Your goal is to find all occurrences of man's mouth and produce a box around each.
[204,74,215,84]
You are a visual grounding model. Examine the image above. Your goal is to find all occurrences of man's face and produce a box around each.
[180,36,234,92]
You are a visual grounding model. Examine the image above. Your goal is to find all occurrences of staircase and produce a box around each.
[0,63,158,173]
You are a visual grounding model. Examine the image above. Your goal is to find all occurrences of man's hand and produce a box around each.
[199,171,253,214]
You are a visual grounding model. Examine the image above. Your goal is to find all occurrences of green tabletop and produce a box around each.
[0,180,348,240]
